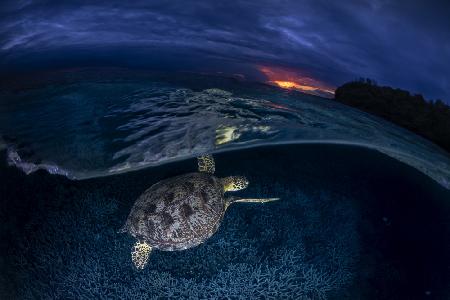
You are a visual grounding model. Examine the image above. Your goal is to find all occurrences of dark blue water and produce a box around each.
[1,144,449,299]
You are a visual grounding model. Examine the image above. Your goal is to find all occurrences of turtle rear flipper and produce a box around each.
[131,241,152,270]
[197,154,215,174]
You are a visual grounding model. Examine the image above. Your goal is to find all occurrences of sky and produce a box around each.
[0,0,449,101]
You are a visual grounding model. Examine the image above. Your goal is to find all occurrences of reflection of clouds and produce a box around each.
[262,101,297,112]
[204,89,233,97]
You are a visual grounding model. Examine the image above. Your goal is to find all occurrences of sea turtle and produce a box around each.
[119,154,279,270]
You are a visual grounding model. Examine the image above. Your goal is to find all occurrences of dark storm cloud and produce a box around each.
[0,0,449,101]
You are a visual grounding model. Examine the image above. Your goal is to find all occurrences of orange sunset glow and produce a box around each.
[258,66,335,98]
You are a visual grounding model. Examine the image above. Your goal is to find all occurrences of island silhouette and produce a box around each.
[335,79,450,154]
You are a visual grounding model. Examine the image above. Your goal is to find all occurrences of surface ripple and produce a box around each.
[1,72,449,189]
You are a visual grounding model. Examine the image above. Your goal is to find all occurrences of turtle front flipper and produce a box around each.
[197,154,215,174]
[225,197,280,210]
[131,241,152,270]
[233,198,280,203]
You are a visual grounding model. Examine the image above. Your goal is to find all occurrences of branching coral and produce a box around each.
[9,179,359,299]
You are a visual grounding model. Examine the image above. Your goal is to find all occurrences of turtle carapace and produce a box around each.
[119,154,279,270]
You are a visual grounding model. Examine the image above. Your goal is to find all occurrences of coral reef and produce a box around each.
[8,177,359,299]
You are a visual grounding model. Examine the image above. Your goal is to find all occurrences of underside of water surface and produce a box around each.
[1,69,450,189]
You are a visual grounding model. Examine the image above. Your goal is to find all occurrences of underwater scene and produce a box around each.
[1,70,449,299]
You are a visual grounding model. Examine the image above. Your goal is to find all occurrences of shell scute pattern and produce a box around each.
[126,173,225,251]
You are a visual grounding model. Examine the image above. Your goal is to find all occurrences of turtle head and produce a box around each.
[221,176,249,192]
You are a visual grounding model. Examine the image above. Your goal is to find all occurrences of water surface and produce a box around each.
[1,70,450,190]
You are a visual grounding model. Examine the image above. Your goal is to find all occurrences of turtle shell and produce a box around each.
[123,172,226,251]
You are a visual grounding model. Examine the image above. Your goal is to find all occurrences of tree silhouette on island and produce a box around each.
[334,79,450,154]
